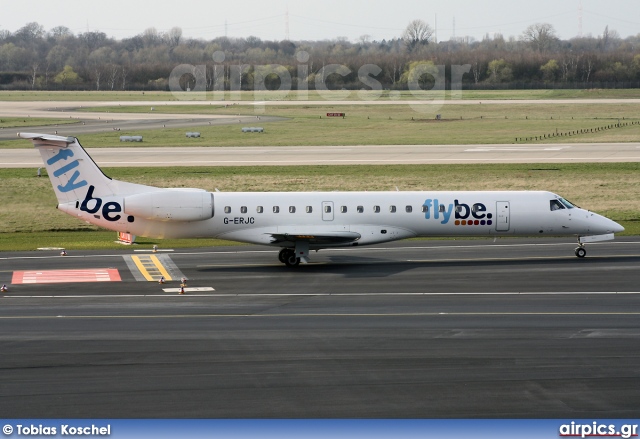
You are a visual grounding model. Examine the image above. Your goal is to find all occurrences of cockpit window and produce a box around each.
[550,200,565,211]
[559,198,576,209]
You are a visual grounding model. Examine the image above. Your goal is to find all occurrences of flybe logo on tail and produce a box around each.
[423,199,493,226]
[48,147,125,222]
[80,185,123,222]
[47,149,87,192]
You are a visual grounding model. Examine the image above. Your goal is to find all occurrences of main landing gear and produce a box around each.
[279,248,300,267]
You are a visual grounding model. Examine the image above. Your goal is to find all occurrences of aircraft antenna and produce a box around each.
[285,5,290,40]
[434,14,437,44]
[578,0,583,37]
[452,16,456,40]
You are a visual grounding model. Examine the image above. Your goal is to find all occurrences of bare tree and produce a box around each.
[402,19,433,52]
[166,27,182,47]
[107,65,119,91]
[30,62,38,89]
[121,66,128,90]
[600,25,620,51]
[521,23,558,53]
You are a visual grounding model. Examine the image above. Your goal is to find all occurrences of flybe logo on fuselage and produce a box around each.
[423,199,493,226]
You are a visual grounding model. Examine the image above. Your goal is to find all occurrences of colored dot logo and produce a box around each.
[455,219,492,226]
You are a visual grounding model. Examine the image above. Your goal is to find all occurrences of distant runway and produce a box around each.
[1,239,640,417]
[2,142,640,167]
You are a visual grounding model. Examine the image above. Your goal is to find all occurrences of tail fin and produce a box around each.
[19,132,153,204]
[19,132,117,204]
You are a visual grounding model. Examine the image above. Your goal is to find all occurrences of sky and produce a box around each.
[2,0,639,42]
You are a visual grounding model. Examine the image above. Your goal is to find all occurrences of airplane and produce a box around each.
[20,132,624,266]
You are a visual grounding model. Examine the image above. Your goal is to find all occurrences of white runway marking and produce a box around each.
[4,291,640,299]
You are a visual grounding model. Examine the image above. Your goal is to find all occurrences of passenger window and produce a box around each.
[224,206,231,214]
[306,206,313,213]
[289,206,296,213]
[389,205,396,213]
[550,200,564,211]
[421,205,428,213]
[357,206,364,213]
[324,205,332,213]
[273,206,280,213]
[240,206,247,214]
[341,206,347,213]
[406,205,412,213]
[257,206,263,213]
[373,206,381,213]
[439,204,446,213]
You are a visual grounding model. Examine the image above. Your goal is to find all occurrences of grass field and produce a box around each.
[1,162,638,251]
[1,90,638,250]
[2,89,640,102]
[0,117,77,129]
[2,102,638,149]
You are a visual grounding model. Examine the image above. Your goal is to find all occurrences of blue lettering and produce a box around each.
[46,149,74,166]
[441,203,454,224]
[102,202,122,222]
[472,203,487,219]
[53,160,79,178]
[57,170,87,192]
[424,199,490,225]
[423,199,432,219]
[454,200,470,219]
[80,185,102,214]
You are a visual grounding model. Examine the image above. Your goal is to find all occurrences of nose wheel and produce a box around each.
[574,246,586,258]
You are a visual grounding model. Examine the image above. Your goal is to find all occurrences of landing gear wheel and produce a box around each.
[278,248,292,263]
[575,246,586,258]
[285,254,300,267]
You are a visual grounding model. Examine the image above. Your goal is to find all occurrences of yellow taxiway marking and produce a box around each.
[130,255,172,281]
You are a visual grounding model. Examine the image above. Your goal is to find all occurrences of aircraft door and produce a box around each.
[322,201,334,221]
[496,201,510,232]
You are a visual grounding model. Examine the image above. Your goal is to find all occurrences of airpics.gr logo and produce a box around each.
[423,199,493,226]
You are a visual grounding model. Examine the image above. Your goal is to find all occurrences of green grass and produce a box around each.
[0,117,78,129]
[2,102,637,149]
[1,162,638,251]
[2,89,640,101]
[0,230,242,252]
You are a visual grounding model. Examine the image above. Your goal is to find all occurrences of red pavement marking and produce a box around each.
[11,269,121,284]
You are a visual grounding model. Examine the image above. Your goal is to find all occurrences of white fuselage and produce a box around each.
[60,190,622,249]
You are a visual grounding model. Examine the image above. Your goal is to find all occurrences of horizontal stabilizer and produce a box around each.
[18,132,75,146]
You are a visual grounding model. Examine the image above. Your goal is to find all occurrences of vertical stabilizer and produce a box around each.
[19,132,115,204]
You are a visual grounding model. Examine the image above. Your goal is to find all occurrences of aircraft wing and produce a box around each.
[269,231,361,245]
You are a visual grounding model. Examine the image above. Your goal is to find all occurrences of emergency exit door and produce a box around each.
[322,201,334,221]
[496,201,510,232]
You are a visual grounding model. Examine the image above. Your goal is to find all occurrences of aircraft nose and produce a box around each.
[610,220,625,234]
[595,213,624,234]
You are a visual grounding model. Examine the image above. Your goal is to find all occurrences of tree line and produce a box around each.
[0,21,639,91]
